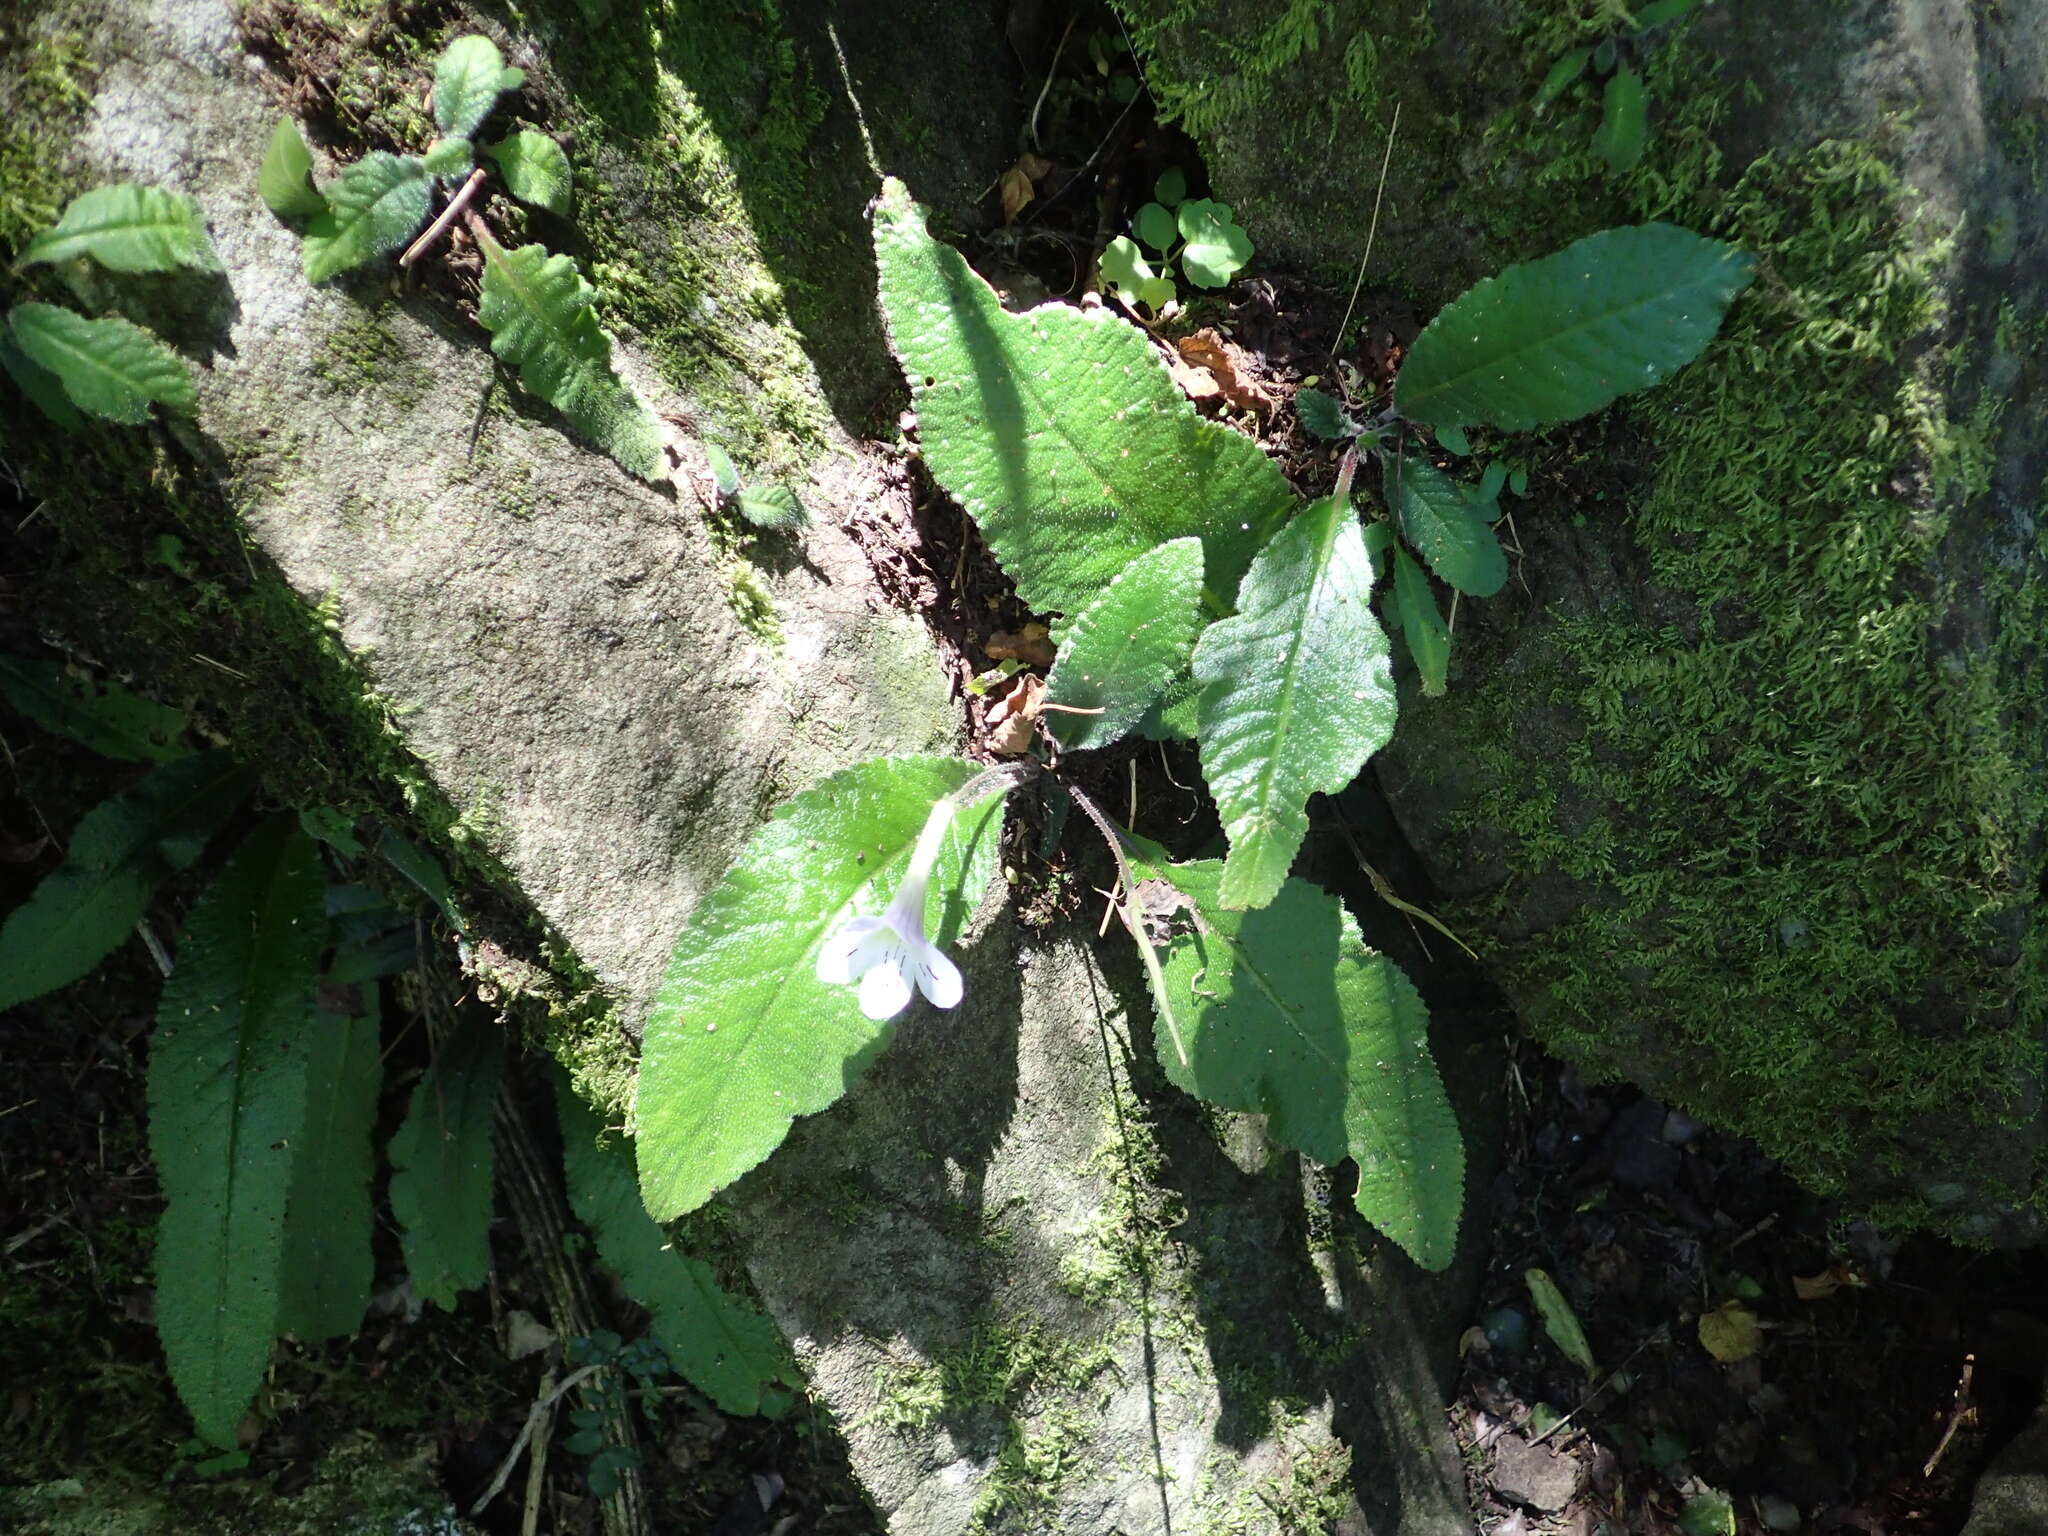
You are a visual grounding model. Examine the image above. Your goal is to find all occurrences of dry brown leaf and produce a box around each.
[998,154,1051,224]
[1697,1301,1763,1364]
[984,673,1044,756]
[986,622,1054,668]
[1175,328,1277,417]
[1792,1263,1866,1301]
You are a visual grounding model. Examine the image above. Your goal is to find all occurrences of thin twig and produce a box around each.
[470,1361,604,1516]
[1334,101,1402,358]
[402,167,487,269]
[1528,1330,1666,1449]
[1923,1353,1976,1479]
[1065,781,1191,1072]
[1027,15,1077,150]
[521,1367,560,1536]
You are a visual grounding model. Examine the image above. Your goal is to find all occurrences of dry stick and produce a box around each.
[1064,781,1191,1072]
[470,1362,603,1517]
[1333,100,1402,359]
[401,166,488,269]
[521,1369,561,1536]
[1923,1353,1976,1479]
[1027,15,1078,151]
[1527,1329,1666,1450]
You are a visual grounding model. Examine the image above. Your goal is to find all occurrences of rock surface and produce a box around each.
[6,0,1498,1530]
[1125,0,2048,1242]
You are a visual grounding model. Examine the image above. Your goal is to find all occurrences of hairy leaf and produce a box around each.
[1044,538,1204,751]
[276,984,382,1342]
[388,1018,505,1309]
[8,303,195,423]
[475,233,663,479]
[1295,386,1357,442]
[20,183,220,273]
[1387,454,1506,597]
[1,333,84,429]
[735,483,809,530]
[1393,224,1755,431]
[637,756,1003,1219]
[302,153,431,283]
[1176,198,1253,288]
[150,818,325,1446]
[423,137,474,179]
[433,34,523,141]
[1596,66,1648,173]
[1391,542,1451,698]
[557,1080,791,1414]
[259,119,324,218]
[0,752,252,1010]
[1127,849,1464,1270]
[484,130,572,215]
[873,178,1291,618]
[0,655,187,761]
[1192,495,1396,909]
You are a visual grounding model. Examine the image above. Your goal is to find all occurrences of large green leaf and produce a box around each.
[0,656,187,762]
[0,751,252,1010]
[872,177,1291,619]
[557,1079,791,1415]
[1392,224,1755,431]
[19,183,220,273]
[276,984,382,1342]
[637,755,1003,1219]
[475,233,663,479]
[483,130,573,215]
[1387,454,1506,598]
[1126,849,1464,1270]
[258,118,325,219]
[1043,538,1205,751]
[387,1018,505,1309]
[8,303,196,423]
[302,152,431,283]
[433,34,523,142]
[1192,495,1396,910]
[149,818,325,1447]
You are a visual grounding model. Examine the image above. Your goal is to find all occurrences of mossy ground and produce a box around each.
[1121,0,2048,1237]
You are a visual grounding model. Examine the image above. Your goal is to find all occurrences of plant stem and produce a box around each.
[402,166,488,269]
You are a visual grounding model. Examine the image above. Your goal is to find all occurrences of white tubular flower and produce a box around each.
[816,796,965,1021]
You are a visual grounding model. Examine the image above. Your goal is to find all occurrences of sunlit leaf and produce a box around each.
[483,129,572,215]
[1043,538,1204,751]
[258,119,325,218]
[301,153,430,283]
[8,303,195,423]
[433,34,523,141]
[20,183,220,272]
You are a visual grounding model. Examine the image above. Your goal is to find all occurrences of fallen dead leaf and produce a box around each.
[1697,1301,1763,1364]
[1793,1263,1867,1301]
[1174,328,1277,417]
[985,673,1045,756]
[986,622,1054,668]
[998,152,1052,224]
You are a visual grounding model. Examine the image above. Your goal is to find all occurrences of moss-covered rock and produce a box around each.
[1122,0,2048,1241]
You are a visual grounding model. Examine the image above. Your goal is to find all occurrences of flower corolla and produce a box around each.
[815,796,963,1021]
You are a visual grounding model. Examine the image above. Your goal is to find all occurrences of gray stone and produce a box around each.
[1489,1434,1581,1515]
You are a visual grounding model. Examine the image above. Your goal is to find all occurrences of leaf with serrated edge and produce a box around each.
[387,1018,504,1309]
[484,130,572,215]
[1393,224,1755,431]
[259,119,325,218]
[872,178,1291,619]
[434,35,516,141]
[276,985,381,1342]
[0,656,187,762]
[636,755,1003,1219]
[557,1078,791,1414]
[21,183,220,272]
[0,752,252,1010]
[1044,538,1204,751]
[1391,542,1451,698]
[1193,494,1396,910]
[149,818,324,1446]
[475,233,663,479]
[423,138,473,179]
[302,153,430,283]
[8,304,195,423]
[1,334,83,429]
[1388,454,1506,597]
[1125,845,1464,1270]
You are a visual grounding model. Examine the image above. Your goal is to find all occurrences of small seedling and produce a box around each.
[1100,167,1253,315]
[1537,0,1709,173]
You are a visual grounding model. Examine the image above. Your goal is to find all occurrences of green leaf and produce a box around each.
[1153,167,1188,207]
[1526,1267,1597,1374]
[388,1018,505,1309]
[703,443,743,497]
[1295,386,1357,442]
[150,818,325,1447]
[1596,66,1649,173]
[483,129,573,215]
[1593,36,1617,72]
[1133,202,1176,253]
[1,333,83,430]
[1176,198,1253,288]
[258,119,324,219]
[423,137,473,179]
[0,752,252,1010]
[19,183,220,273]
[1538,45,1593,101]
[735,483,809,530]
[1136,669,1202,742]
[0,655,187,761]
[8,303,195,423]
[302,153,430,283]
[1044,539,1204,751]
[1678,1492,1736,1536]
[1635,0,1708,29]
[377,826,458,927]
[276,984,382,1342]
[433,35,521,141]
[1436,425,1470,456]
[873,178,1291,618]
[1388,454,1507,597]
[1125,849,1464,1270]
[637,755,1003,1219]
[475,233,664,480]
[1137,274,1178,311]
[1390,542,1451,698]
[1191,495,1396,910]
[556,1079,792,1415]
[1098,233,1159,303]
[1394,223,1754,431]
